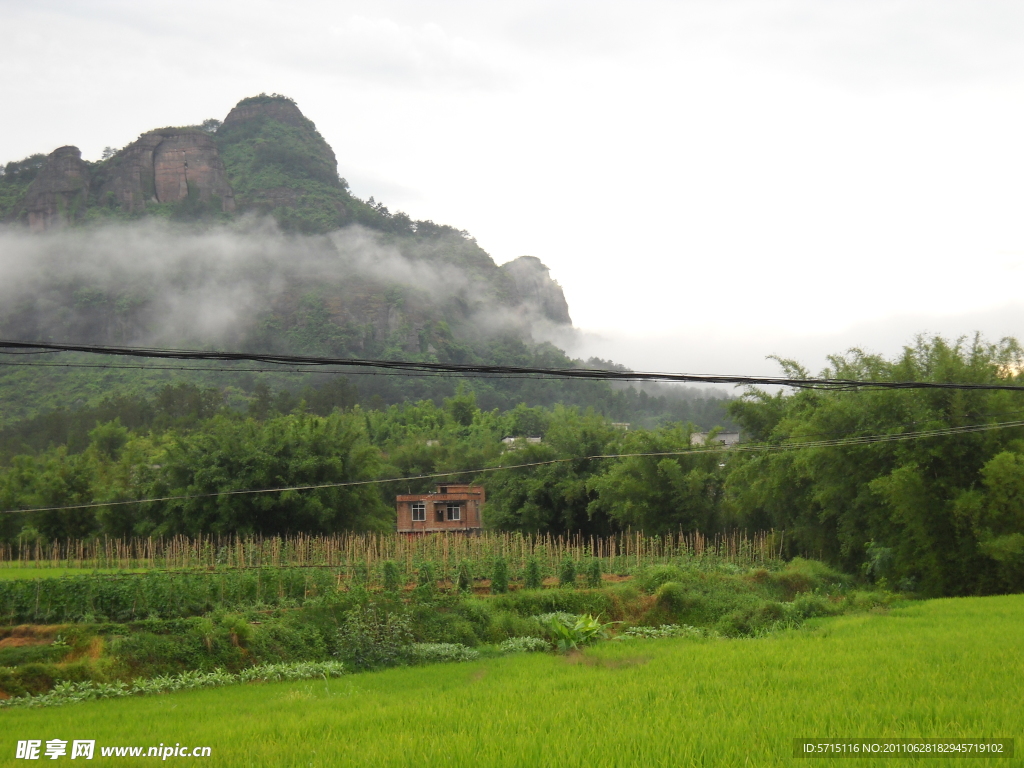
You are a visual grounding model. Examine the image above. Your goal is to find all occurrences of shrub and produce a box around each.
[484,610,544,642]
[773,558,844,597]
[453,600,492,639]
[789,593,836,619]
[335,606,413,670]
[846,590,895,611]
[585,558,602,588]
[491,557,509,594]
[0,645,68,667]
[218,613,253,647]
[0,568,345,624]
[382,561,402,593]
[455,561,473,593]
[8,663,57,696]
[499,636,549,653]
[636,565,687,593]
[538,613,615,653]
[490,590,615,619]
[716,602,789,637]
[558,558,577,589]
[352,563,369,585]
[411,563,437,602]
[654,582,693,614]
[534,611,576,627]
[248,623,328,664]
[417,563,435,588]
[0,661,347,709]
[647,577,770,630]
[408,602,480,646]
[110,632,221,676]
[410,643,480,664]
[620,624,705,639]
[524,558,543,590]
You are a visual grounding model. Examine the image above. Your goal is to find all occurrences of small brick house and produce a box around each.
[395,484,485,533]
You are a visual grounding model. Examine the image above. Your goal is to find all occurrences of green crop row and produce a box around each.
[0,568,340,624]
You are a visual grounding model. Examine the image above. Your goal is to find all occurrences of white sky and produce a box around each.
[3,0,1024,376]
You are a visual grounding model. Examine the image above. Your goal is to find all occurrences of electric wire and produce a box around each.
[4,339,1024,391]
[0,360,548,380]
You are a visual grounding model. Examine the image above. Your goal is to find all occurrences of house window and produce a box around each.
[446,504,461,521]
[411,502,426,522]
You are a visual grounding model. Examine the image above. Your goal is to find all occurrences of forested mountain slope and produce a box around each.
[0,94,734,429]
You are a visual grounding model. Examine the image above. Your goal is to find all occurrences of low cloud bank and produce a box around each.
[0,218,565,350]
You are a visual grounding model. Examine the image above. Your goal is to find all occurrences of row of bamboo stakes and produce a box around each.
[0,530,782,574]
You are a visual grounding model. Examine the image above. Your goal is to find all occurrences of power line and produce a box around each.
[3,339,1024,391]
[4,417,1022,516]
[0,360,539,380]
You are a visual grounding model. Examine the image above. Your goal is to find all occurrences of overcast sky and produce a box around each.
[3,0,1024,376]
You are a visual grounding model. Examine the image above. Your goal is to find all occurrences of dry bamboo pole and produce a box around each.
[0,530,785,573]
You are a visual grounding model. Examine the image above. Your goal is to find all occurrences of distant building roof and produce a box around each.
[690,431,740,447]
[501,436,541,449]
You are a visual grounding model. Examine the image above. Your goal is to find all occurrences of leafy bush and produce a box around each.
[417,563,435,588]
[499,636,549,653]
[248,622,329,664]
[772,558,844,597]
[490,557,509,594]
[0,661,346,709]
[620,624,705,639]
[653,582,694,614]
[716,601,791,637]
[335,606,413,670]
[558,558,577,589]
[452,600,492,639]
[534,611,577,627]
[382,561,402,593]
[788,593,838,620]
[636,565,688,593]
[846,590,896,611]
[110,630,238,676]
[524,558,543,590]
[484,610,545,642]
[490,590,614,619]
[0,568,345,624]
[0,645,68,667]
[538,613,615,653]
[585,558,603,588]
[410,643,479,664]
[456,561,473,593]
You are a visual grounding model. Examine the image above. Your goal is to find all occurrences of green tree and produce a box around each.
[144,411,389,536]
[484,407,621,535]
[586,423,722,535]
[724,335,1024,596]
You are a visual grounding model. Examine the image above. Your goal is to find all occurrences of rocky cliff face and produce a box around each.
[5,96,350,231]
[98,129,235,213]
[222,98,316,132]
[23,146,91,231]
[501,256,572,325]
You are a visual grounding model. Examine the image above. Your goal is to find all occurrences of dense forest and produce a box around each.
[1,335,1023,598]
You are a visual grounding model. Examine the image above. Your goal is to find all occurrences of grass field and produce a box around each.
[1,594,1020,767]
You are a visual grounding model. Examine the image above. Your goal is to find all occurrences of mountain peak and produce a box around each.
[222,94,314,132]
[501,256,572,325]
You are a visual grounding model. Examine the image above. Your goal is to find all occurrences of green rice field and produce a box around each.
[1,594,1020,767]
